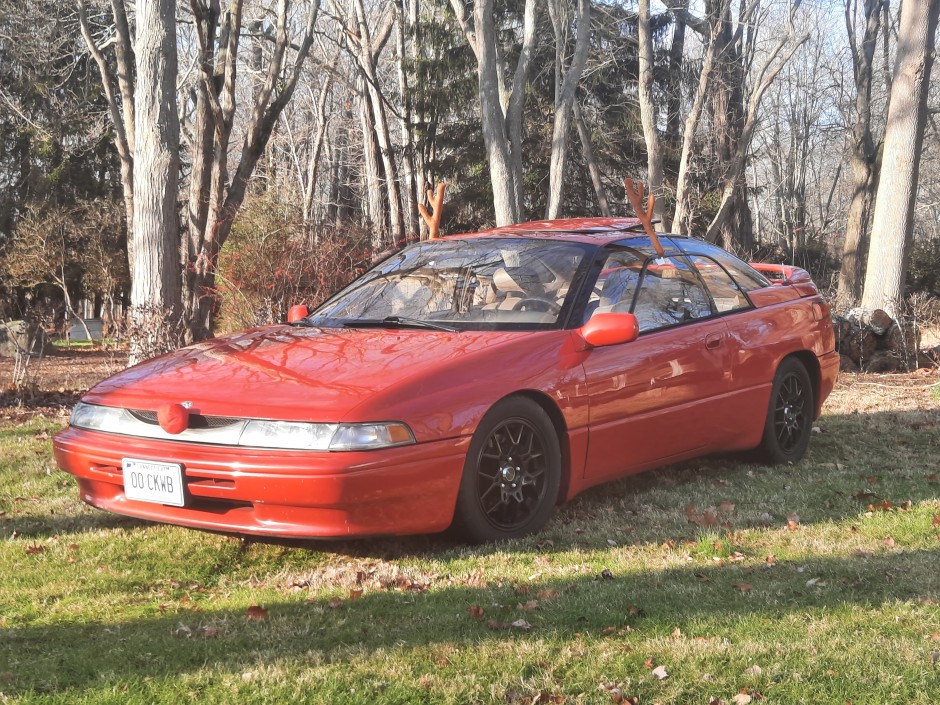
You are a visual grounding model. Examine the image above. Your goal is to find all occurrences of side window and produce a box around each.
[584,251,644,322]
[709,251,771,291]
[633,257,713,332]
[688,255,751,313]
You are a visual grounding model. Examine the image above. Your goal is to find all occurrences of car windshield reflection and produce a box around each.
[310,238,592,330]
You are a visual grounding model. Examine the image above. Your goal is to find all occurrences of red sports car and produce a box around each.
[53,218,838,542]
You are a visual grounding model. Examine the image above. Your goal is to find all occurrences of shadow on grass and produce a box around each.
[2,546,939,696]
[1,510,146,538]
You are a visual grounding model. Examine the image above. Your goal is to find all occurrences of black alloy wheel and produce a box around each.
[756,357,814,464]
[450,397,561,542]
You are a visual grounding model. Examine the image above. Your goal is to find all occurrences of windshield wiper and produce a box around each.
[344,316,458,332]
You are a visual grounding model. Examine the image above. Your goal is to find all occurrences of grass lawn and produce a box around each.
[1,374,939,704]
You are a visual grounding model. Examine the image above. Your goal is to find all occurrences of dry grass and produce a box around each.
[1,372,939,704]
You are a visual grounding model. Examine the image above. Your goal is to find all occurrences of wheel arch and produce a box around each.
[503,390,571,505]
[782,350,821,418]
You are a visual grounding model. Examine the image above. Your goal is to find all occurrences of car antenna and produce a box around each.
[418,182,447,240]
[623,178,665,257]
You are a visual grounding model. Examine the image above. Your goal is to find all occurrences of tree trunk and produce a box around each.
[574,102,611,217]
[474,0,519,225]
[860,0,940,317]
[635,0,664,228]
[545,0,591,220]
[836,0,884,309]
[666,0,688,147]
[130,0,181,364]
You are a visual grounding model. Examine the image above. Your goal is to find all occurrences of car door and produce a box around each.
[581,253,733,482]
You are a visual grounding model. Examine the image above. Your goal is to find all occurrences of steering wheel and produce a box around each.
[512,297,562,314]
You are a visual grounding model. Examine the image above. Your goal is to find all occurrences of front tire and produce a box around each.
[450,397,561,543]
[755,357,814,465]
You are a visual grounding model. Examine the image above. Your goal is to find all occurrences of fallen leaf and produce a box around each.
[24,544,45,555]
[744,664,763,675]
[328,597,344,609]
[468,606,485,621]
[642,657,654,669]
[672,627,682,637]
[602,626,618,636]
[732,694,752,705]
[868,499,893,512]
[198,625,222,638]
[599,568,614,580]
[719,501,736,512]
[854,550,874,558]
[517,600,539,611]
[853,490,877,500]
[928,474,938,483]
[764,555,777,565]
[651,665,669,680]
[694,572,710,582]
[348,588,363,601]
[932,513,940,528]
[866,475,877,484]
[806,577,825,587]
[510,618,532,631]
[883,536,896,548]
[245,605,268,621]
[536,588,559,600]
[733,582,753,592]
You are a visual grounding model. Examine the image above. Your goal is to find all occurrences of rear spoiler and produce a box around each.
[748,263,818,297]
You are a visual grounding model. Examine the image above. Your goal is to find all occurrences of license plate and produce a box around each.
[122,458,185,507]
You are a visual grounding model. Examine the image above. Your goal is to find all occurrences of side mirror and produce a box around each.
[578,312,640,348]
[287,304,309,323]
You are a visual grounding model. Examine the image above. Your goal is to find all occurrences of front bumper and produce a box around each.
[53,427,469,538]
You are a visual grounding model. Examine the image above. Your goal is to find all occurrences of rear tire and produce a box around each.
[450,397,561,543]
[755,357,814,465]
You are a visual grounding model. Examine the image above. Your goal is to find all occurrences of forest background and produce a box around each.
[1,0,938,362]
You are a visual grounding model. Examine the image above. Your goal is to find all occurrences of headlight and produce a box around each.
[70,402,128,433]
[69,402,416,452]
[239,420,339,450]
[239,420,415,451]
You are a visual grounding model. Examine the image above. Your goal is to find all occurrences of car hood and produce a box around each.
[83,325,555,422]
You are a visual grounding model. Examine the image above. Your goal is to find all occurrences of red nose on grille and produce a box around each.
[157,403,189,434]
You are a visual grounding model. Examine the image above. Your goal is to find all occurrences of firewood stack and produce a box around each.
[833,308,928,372]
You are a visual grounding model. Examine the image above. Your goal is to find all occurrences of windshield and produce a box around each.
[310,237,593,330]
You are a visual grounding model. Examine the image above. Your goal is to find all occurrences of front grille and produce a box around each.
[128,409,241,429]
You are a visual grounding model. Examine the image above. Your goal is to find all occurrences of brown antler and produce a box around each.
[624,178,665,256]
[418,182,447,240]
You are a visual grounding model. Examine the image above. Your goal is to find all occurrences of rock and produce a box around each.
[0,320,53,358]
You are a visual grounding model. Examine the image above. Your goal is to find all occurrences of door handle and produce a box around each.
[705,333,722,349]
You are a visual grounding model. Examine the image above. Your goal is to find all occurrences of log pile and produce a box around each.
[833,308,935,372]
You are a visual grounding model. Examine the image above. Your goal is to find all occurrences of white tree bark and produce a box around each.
[545,0,591,220]
[636,0,663,227]
[131,0,181,363]
[860,0,940,317]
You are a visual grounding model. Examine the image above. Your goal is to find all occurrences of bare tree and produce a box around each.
[635,0,664,227]
[450,0,538,225]
[860,0,940,316]
[836,0,885,308]
[545,0,591,219]
[131,0,182,362]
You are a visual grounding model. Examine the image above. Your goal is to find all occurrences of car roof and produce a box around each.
[443,217,659,246]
